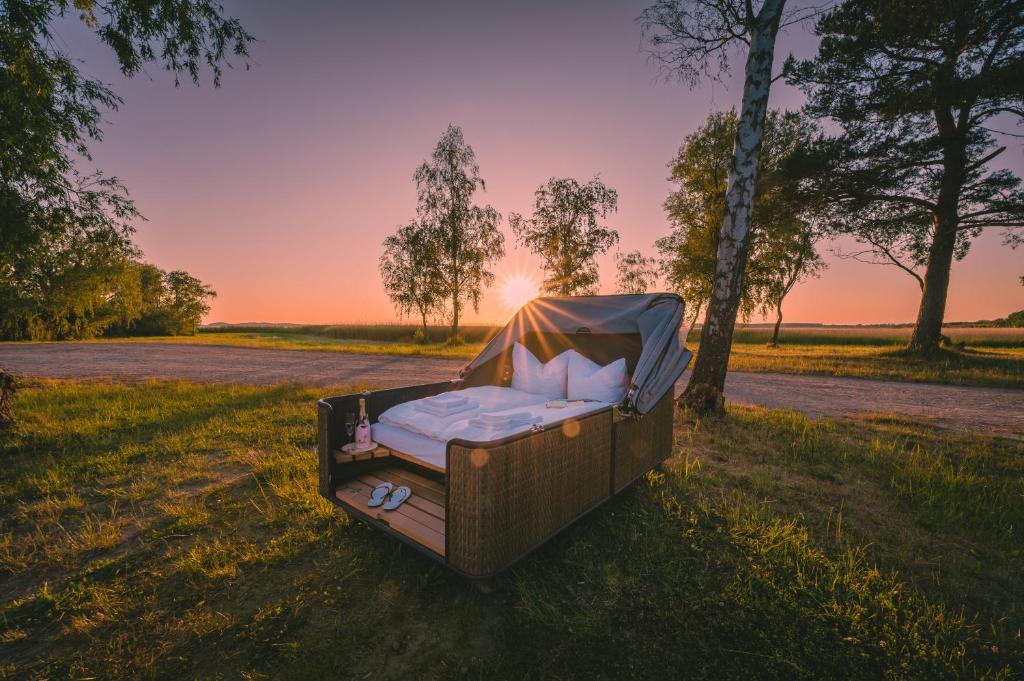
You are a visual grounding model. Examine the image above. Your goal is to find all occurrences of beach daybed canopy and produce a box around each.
[460,293,692,415]
[319,292,691,576]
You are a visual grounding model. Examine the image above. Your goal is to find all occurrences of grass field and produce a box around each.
[37,330,481,358]
[726,343,1024,387]
[27,324,1023,389]
[1,379,1021,679]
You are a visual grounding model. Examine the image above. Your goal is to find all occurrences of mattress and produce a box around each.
[371,422,448,470]
[372,397,614,471]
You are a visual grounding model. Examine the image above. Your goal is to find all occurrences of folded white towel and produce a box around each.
[418,399,476,417]
[430,392,469,406]
[476,410,529,422]
[470,411,534,428]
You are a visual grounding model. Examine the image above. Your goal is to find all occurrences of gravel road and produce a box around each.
[1,342,1020,437]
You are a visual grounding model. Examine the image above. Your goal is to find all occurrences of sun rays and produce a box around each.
[499,271,541,313]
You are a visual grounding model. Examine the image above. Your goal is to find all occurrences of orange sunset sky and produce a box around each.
[59,0,1023,325]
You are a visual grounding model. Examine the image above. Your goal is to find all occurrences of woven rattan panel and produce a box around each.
[446,410,612,576]
[612,391,674,493]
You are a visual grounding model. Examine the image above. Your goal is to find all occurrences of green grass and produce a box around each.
[725,343,1024,388]
[202,323,499,345]
[1,380,1021,679]
[729,325,1024,348]
[20,325,1021,388]
[118,331,484,358]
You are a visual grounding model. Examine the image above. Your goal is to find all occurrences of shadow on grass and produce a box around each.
[887,346,1024,372]
[2,383,1021,680]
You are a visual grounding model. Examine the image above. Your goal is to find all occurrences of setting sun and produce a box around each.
[501,274,540,312]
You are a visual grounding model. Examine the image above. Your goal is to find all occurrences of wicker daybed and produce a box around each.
[317,293,692,578]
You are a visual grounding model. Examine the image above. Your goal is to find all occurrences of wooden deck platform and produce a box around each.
[333,445,445,474]
[335,465,446,556]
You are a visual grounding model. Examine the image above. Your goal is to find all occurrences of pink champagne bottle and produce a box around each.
[355,397,372,449]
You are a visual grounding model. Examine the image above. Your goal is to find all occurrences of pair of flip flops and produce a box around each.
[367,482,412,510]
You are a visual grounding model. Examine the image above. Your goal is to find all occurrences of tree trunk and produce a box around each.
[689,300,703,330]
[907,216,957,354]
[450,294,460,339]
[770,302,783,346]
[908,111,966,356]
[771,250,803,348]
[681,0,786,413]
[449,263,461,339]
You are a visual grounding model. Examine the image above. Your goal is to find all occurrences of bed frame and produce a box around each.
[317,381,675,578]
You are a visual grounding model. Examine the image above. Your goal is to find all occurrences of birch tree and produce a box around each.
[379,222,444,338]
[641,0,804,412]
[656,110,759,326]
[616,251,660,294]
[759,227,824,346]
[413,125,504,339]
[657,108,826,347]
[509,177,619,295]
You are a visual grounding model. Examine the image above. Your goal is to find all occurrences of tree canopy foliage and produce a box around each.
[1,250,216,341]
[786,0,1024,353]
[382,125,504,338]
[657,109,825,338]
[0,0,250,341]
[0,221,139,340]
[615,250,659,294]
[1,0,253,263]
[510,177,619,296]
[379,221,444,336]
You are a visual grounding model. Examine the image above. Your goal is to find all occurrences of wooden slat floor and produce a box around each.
[334,445,445,474]
[335,465,446,556]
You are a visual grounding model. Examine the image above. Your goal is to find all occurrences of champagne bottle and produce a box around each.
[355,397,371,449]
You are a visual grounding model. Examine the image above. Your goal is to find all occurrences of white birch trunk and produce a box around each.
[684,0,786,404]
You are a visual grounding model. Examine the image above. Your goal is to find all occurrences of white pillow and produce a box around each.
[510,343,574,400]
[567,353,628,404]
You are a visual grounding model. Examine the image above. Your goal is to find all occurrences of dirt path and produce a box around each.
[1,342,1020,438]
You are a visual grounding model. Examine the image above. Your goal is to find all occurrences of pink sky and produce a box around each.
[61,1,1023,325]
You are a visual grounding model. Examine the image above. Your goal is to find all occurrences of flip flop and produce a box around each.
[367,482,393,508]
[382,486,412,511]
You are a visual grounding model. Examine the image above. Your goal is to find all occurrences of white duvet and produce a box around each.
[377,386,549,441]
[377,386,614,443]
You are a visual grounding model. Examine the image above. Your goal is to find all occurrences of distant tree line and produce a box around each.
[0,245,216,341]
